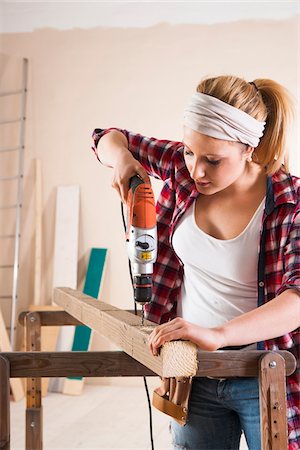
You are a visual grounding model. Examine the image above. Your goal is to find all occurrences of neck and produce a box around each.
[220,163,266,199]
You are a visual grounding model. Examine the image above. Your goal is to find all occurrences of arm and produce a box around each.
[148,289,300,355]
[91,127,183,201]
[94,129,150,202]
[94,129,132,168]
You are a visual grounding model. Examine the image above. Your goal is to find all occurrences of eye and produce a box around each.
[183,147,194,156]
[206,158,221,166]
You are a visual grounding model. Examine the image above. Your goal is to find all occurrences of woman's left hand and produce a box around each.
[148,317,225,356]
[149,317,223,356]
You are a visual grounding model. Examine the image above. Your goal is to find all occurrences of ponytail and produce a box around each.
[253,78,295,174]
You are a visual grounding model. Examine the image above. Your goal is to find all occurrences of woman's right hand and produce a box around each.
[111,151,150,203]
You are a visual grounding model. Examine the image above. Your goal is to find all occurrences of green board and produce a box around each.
[68,247,107,380]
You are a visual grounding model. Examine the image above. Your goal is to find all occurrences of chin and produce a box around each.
[196,184,216,194]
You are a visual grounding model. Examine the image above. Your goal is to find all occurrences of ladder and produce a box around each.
[0,57,28,349]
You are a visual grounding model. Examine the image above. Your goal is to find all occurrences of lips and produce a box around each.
[196,181,211,186]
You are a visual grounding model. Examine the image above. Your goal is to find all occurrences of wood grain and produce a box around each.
[4,351,156,378]
[259,352,288,450]
[196,349,296,377]
[53,287,198,377]
[0,355,10,450]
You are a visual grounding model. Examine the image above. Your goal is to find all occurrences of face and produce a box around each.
[182,126,253,195]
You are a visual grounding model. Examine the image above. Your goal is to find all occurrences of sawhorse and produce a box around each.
[0,309,297,450]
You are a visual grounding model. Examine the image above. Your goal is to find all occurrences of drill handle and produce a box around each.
[129,175,144,192]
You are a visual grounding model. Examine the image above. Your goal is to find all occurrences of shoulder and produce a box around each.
[270,168,299,209]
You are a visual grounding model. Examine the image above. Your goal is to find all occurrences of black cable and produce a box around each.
[143,375,154,450]
[121,202,137,314]
[121,202,155,450]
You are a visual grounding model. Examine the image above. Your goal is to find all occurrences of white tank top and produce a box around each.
[172,197,265,328]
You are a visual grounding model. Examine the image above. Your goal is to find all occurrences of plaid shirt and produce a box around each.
[92,127,300,448]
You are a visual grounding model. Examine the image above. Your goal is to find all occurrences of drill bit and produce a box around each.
[141,307,145,326]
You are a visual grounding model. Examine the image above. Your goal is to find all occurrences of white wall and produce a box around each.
[1,0,300,32]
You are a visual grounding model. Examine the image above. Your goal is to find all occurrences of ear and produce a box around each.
[245,145,255,162]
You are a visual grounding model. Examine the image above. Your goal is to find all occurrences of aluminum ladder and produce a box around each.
[0,57,28,348]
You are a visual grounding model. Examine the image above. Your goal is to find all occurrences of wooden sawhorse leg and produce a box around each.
[0,355,10,449]
[259,352,288,450]
[25,312,42,450]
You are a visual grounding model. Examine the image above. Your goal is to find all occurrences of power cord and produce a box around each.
[121,202,155,450]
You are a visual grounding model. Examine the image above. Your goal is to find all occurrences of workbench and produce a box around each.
[0,287,297,450]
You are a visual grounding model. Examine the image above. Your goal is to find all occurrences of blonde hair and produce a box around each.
[196,75,295,175]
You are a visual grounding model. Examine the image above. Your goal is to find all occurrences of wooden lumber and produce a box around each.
[52,185,80,290]
[19,310,82,327]
[0,355,10,450]
[3,351,156,378]
[259,352,288,449]
[53,287,198,378]
[34,158,42,307]
[0,308,24,401]
[25,312,42,450]
[195,349,296,377]
[25,305,62,396]
[4,350,296,379]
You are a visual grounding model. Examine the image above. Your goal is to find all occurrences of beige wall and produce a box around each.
[0,17,299,348]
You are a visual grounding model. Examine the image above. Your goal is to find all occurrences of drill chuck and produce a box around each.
[133,275,152,304]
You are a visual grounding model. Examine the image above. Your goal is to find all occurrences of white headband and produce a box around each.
[183,92,266,148]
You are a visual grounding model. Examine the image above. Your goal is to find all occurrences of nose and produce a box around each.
[189,159,206,180]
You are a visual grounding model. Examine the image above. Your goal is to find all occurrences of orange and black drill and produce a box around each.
[126,176,157,324]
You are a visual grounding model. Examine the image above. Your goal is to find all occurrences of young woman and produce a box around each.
[92,75,299,450]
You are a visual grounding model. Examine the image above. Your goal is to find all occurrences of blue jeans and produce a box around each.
[171,377,261,450]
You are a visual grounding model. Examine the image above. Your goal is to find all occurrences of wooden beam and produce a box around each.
[2,348,296,379]
[0,355,10,450]
[259,352,288,449]
[19,310,83,327]
[53,287,198,378]
[0,309,24,402]
[3,351,156,378]
[195,349,296,377]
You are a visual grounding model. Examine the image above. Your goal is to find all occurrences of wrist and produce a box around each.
[213,326,228,349]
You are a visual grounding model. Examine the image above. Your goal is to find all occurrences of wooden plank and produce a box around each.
[26,409,43,450]
[0,309,24,401]
[33,158,42,307]
[25,312,43,450]
[52,185,80,289]
[259,352,288,450]
[195,349,296,378]
[4,351,156,378]
[26,305,61,396]
[62,248,107,395]
[19,311,82,327]
[53,288,198,378]
[4,348,296,379]
[49,185,80,393]
[0,355,10,449]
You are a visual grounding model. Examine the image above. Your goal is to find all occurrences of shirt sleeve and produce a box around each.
[91,127,183,182]
[277,210,300,296]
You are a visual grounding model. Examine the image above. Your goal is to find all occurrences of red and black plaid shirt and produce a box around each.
[92,127,300,448]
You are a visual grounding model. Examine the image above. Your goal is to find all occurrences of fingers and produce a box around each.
[148,318,186,356]
[119,184,129,204]
[137,168,150,183]
[111,162,150,203]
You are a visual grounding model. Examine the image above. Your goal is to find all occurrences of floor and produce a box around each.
[10,378,248,450]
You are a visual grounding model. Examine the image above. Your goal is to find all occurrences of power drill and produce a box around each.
[126,175,157,325]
